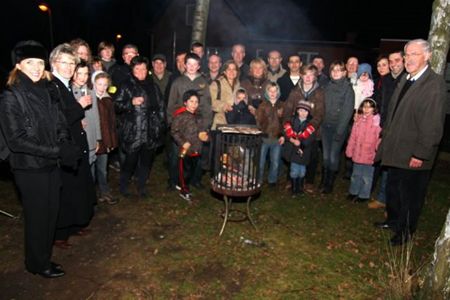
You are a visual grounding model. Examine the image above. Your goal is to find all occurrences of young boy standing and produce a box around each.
[171,90,209,201]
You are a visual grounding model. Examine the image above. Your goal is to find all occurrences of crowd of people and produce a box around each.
[0,37,446,279]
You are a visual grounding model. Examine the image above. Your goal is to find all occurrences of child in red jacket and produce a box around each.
[345,98,381,202]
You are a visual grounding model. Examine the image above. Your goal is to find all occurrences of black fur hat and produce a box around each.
[11,40,47,66]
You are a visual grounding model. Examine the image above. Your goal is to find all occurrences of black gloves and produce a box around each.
[58,142,81,169]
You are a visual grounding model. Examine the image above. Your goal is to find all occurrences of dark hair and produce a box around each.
[130,56,149,69]
[182,90,200,103]
[376,54,389,64]
[357,98,378,115]
[287,53,302,62]
[191,42,204,50]
[311,54,324,61]
[184,53,201,64]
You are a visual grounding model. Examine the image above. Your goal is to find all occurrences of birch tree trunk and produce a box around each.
[423,1,450,297]
[428,0,450,75]
[191,0,210,46]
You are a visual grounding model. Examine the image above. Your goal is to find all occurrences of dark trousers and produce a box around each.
[120,145,156,193]
[178,155,200,192]
[305,139,321,185]
[14,168,61,273]
[386,167,431,236]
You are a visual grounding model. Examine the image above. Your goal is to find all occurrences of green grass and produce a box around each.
[0,157,448,299]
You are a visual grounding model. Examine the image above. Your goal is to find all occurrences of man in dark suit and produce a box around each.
[375,39,447,246]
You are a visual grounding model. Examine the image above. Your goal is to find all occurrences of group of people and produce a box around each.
[0,37,446,279]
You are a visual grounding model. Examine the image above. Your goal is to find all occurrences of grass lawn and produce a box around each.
[0,155,449,299]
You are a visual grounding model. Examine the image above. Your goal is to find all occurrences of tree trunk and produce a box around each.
[423,209,450,299]
[191,0,210,46]
[422,1,450,297]
[428,0,450,75]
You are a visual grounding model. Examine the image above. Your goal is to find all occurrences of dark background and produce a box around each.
[0,0,434,72]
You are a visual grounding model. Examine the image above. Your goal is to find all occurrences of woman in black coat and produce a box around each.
[49,43,96,247]
[0,41,79,278]
[115,56,165,198]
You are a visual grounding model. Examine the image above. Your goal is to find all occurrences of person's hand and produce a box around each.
[278,136,285,145]
[409,157,423,168]
[81,119,88,129]
[224,103,233,112]
[132,96,144,106]
[78,95,92,108]
[179,142,191,158]
[95,142,100,153]
[290,138,300,147]
[248,105,256,115]
[198,132,209,142]
[277,108,283,118]
[59,142,81,169]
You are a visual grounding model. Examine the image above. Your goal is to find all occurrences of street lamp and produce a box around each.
[38,3,54,48]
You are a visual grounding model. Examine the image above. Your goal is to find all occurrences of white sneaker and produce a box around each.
[179,192,192,202]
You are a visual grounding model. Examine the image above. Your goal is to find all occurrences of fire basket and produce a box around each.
[210,125,264,235]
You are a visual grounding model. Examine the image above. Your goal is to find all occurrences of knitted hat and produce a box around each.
[11,40,47,66]
[357,63,372,79]
[296,100,312,113]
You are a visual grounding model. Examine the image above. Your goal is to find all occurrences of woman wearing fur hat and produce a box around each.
[0,41,80,278]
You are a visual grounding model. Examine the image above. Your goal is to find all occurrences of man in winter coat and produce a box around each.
[375,39,447,246]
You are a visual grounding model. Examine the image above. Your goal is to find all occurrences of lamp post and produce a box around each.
[38,3,54,49]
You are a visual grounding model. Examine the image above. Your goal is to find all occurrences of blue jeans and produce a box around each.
[259,139,281,184]
[290,162,306,179]
[321,123,347,172]
[91,153,110,194]
[349,163,374,199]
[376,170,388,203]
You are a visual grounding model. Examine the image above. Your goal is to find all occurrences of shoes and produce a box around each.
[75,228,91,236]
[346,194,357,201]
[374,221,394,230]
[368,199,386,209]
[33,265,65,278]
[100,193,119,205]
[51,262,63,271]
[304,183,315,194]
[109,161,120,172]
[390,233,410,246]
[179,191,192,202]
[353,197,369,203]
[53,240,72,250]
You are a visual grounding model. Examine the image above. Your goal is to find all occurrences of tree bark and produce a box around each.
[422,2,450,298]
[191,0,210,46]
[428,0,450,75]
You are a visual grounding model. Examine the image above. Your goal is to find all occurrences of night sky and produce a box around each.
[0,0,434,74]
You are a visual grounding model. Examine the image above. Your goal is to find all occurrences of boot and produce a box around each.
[291,178,298,197]
[322,171,336,194]
[318,167,326,190]
[320,168,329,193]
[298,177,304,194]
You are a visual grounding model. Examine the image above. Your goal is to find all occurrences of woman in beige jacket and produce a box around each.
[210,60,240,129]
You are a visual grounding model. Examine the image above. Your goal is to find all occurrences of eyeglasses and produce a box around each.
[56,61,76,67]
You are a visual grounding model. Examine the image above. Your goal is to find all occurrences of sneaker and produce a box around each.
[179,191,192,202]
[368,199,386,209]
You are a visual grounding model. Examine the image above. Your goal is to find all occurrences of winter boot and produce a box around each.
[291,178,299,197]
[322,171,336,194]
[298,177,304,194]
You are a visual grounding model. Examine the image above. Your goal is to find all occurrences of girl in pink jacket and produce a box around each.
[345,98,381,202]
